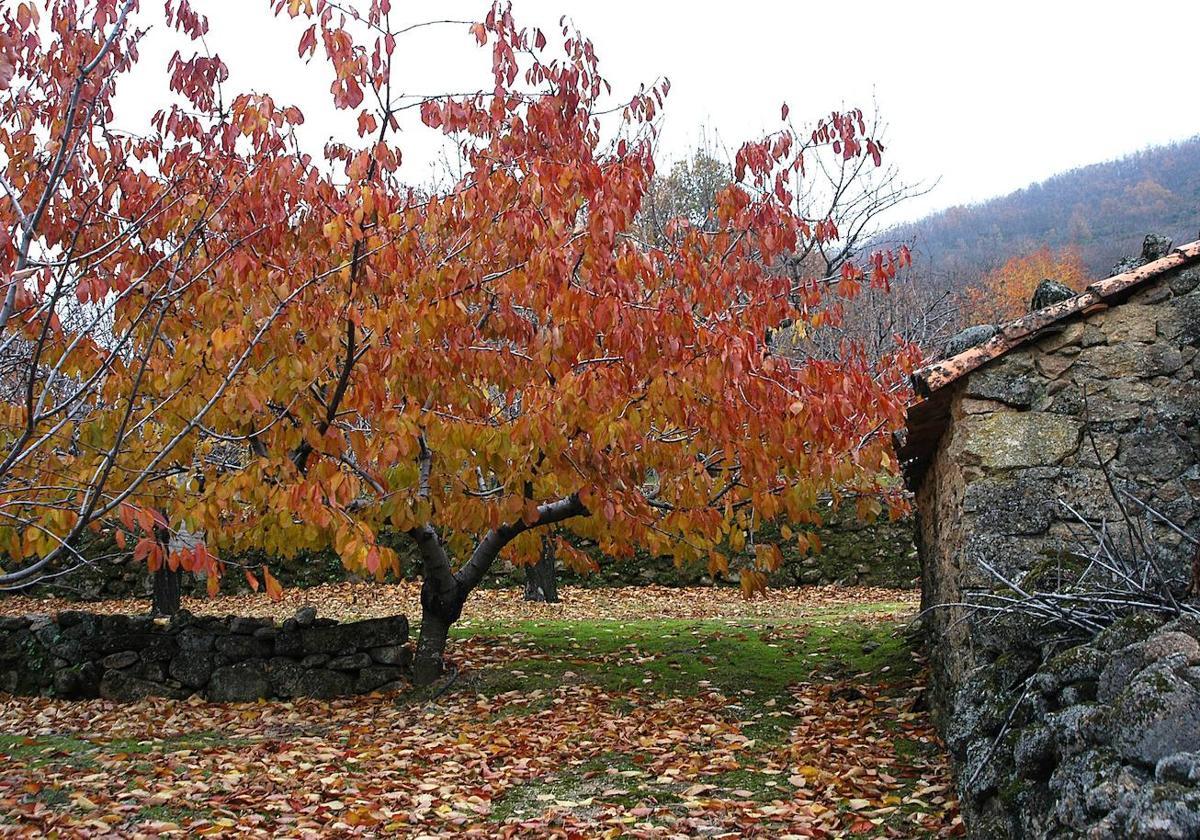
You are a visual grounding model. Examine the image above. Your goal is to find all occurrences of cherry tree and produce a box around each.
[1,0,915,682]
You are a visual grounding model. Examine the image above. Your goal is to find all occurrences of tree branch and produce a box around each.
[456,493,589,591]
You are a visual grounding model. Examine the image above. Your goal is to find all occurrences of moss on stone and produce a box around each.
[1094,612,1165,652]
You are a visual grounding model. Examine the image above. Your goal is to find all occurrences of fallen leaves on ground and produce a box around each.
[0,582,918,624]
[0,684,955,837]
[0,587,957,837]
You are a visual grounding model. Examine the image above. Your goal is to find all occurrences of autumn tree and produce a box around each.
[1,0,915,683]
[960,245,1090,324]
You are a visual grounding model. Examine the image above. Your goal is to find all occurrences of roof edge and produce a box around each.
[911,239,1200,398]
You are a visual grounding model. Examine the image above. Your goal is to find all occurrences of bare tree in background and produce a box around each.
[632,114,954,368]
[782,109,930,280]
[785,276,958,372]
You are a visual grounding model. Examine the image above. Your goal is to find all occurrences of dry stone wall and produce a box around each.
[948,613,1200,838]
[0,608,410,702]
[918,260,1200,704]
[912,241,1200,838]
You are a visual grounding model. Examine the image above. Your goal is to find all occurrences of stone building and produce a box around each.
[895,236,1200,705]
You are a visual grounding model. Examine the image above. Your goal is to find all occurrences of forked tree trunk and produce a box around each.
[524,534,559,603]
[409,494,588,686]
[151,565,181,616]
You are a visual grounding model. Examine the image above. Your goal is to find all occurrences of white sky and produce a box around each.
[117,0,1200,225]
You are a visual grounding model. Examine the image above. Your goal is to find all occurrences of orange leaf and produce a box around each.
[133,537,155,564]
[263,566,283,601]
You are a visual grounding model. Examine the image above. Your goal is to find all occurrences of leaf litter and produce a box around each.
[0,585,958,837]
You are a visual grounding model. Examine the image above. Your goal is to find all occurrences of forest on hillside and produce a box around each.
[889,136,1200,285]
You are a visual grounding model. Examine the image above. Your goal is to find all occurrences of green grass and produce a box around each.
[490,755,797,822]
[700,768,788,802]
[456,617,915,702]
[490,752,674,822]
[135,804,211,824]
[35,787,71,807]
[0,734,102,770]
[893,735,941,760]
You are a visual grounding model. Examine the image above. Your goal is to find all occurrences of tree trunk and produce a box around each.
[151,565,181,616]
[407,494,588,685]
[150,516,181,616]
[413,577,466,686]
[524,535,559,602]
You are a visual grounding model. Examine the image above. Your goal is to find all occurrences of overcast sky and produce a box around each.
[119,0,1200,225]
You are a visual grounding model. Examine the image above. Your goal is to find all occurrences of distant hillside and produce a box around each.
[889,136,1200,283]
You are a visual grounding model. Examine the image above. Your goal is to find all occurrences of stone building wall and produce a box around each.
[0,608,411,702]
[917,261,1200,708]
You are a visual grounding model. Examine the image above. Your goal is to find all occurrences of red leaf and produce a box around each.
[344,77,363,108]
[297,24,317,58]
[0,54,14,91]
[133,537,155,564]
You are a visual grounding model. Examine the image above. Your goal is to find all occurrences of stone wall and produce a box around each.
[11,508,920,603]
[948,613,1200,838]
[0,608,410,702]
[917,260,1200,709]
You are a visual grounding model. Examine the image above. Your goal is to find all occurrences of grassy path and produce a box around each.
[0,586,959,837]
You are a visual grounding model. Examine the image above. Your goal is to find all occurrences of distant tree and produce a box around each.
[633,140,729,245]
[523,533,558,603]
[1067,206,1092,244]
[960,246,1090,324]
[1126,178,1174,217]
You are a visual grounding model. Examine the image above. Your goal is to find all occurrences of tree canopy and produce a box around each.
[1,0,915,679]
